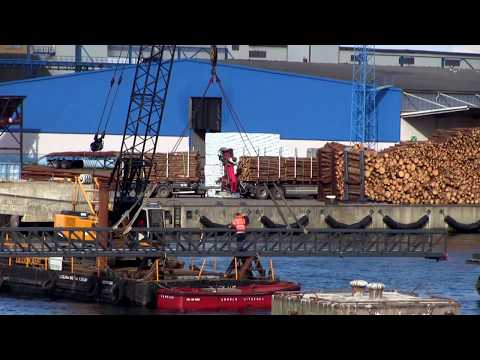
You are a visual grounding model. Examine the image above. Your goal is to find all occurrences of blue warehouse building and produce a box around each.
[0,59,402,162]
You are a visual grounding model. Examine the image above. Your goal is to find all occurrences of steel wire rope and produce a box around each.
[94,46,126,139]
[215,77,259,156]
[101,45,129,137]
[170,79,214,153]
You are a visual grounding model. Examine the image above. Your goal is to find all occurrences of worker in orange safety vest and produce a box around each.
[230,212,248,251]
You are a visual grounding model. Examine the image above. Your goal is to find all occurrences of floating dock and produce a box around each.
[271,282,460,315]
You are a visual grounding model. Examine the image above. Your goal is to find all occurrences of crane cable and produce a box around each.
[170,79,213,153]
[172,46,258,157]
[91,46,127,151]
[215,76,259,157]
[101,47,129,138]
[171,45,219,153]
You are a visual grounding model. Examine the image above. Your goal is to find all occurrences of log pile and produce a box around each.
[317,142,345,200]
[364,128,480,205]
[21,165,111,182]
[237,155,318,183]
[22,152,202,184]
[316,128,480,204]
[148,152,202,182]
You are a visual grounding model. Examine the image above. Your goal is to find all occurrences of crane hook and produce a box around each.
[90,133,104,152]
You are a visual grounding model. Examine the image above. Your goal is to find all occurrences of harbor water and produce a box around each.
[0,235,479,315]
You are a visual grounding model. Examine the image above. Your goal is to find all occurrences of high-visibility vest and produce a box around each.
[232,215,247,233]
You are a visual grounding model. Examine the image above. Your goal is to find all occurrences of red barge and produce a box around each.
[156,281,300,312]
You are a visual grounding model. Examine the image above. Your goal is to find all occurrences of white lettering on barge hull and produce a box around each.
[58,274,88,282]
[186,297,201,302]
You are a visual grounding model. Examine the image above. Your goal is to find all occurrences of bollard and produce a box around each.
[368,283,385,299]
[350,280,368,297]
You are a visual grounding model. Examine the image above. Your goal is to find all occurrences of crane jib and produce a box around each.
[110,45,177,218]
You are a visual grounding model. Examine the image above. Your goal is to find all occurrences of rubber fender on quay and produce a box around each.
[199,216,229,228]
[444,215,480,233]
[324,215,372,229]
[383,215,429,230]
[260,215,309,229]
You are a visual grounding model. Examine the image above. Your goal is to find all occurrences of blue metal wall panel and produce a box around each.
[0,60,402,142]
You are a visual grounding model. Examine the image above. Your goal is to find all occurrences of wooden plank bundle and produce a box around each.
[237,155,318,183]
[147,152,202,182]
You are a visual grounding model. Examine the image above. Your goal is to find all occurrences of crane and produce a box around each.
[54,45,177,231]
[108,45,177,218]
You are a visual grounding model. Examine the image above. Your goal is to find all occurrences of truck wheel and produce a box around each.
[270,185,284,200]
[156,185,171,198]
[255,185,269,200]
[61,160,73,169]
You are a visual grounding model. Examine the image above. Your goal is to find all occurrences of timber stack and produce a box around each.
[365,128,480,205]
[317,128,480,205]
[317,142,345,200]
[147,152,202,182]
[237,155,318,183]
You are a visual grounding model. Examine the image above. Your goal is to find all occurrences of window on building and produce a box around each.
[399,56,415,66]
[350,54,359,62]
[9,45,21,49]
[249,50,267,58]
[232,45,240,51]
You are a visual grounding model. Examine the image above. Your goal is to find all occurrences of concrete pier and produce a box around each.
[0,181,91,222]
[151,198,480,229]
[1,181,480,227]
[272,290,460,315]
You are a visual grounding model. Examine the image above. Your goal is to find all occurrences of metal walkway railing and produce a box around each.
[0,227,448,259]
[0,47,234,72]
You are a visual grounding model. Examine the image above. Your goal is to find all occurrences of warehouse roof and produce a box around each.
[221,60,480,93]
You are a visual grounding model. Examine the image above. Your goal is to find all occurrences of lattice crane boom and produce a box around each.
[109,45,177,216]
[350,45,377,149]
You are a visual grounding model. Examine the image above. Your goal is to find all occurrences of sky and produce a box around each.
[373,45,480,54]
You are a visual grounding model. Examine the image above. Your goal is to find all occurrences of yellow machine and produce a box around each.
[53,211,97,240]
[53,175,100,240]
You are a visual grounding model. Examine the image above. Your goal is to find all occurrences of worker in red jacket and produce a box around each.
[231,212,248,251]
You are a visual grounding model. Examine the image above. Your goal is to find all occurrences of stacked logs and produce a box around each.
[316,128,480,204]
[237,155,318,183]
[364,128,480,205]
[331,144,375,201]
[317,142,345,199]
[147,152,202,182]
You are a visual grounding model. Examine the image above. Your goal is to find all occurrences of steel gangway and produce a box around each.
[0,227,448,259]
